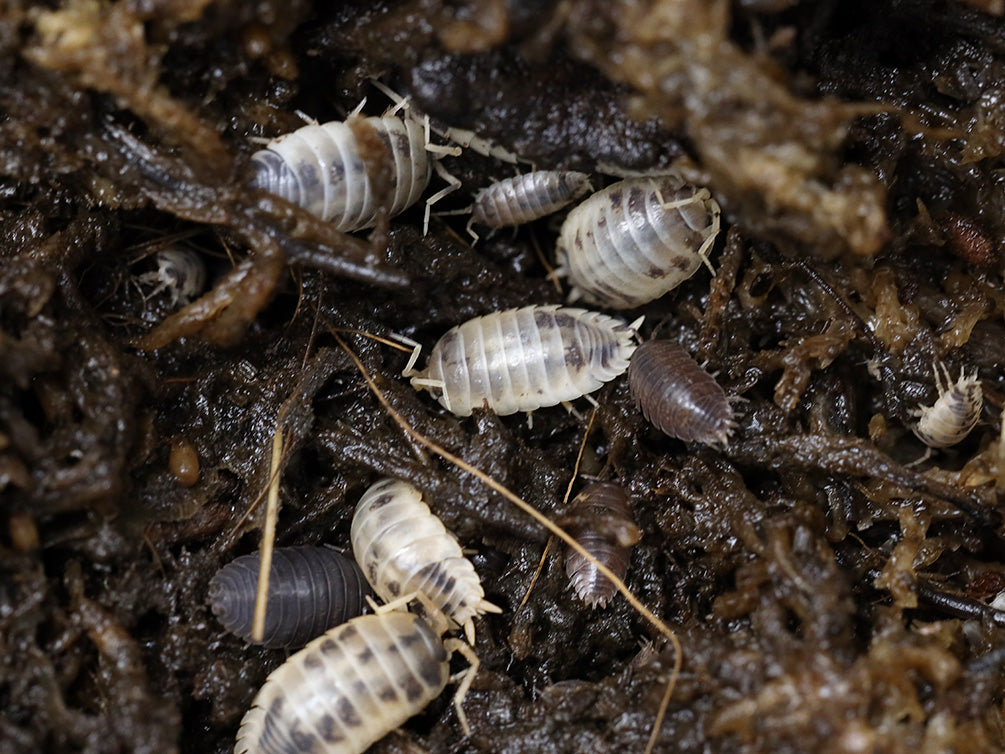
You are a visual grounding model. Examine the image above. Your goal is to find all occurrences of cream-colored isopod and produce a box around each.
[235,610,475,754]
[351,479,500,643]
[403,305,639,417]
[556,174,721,309]
[912,363,982,448]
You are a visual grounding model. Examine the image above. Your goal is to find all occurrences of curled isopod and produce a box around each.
[209,546,371,648]
[912,363,982,448]
[135,247,206,307]
[351,479,500,643]
[250,108,457,233]
[235,610,478,754]
[403,304,639,417]
[628,340,735,446]
[564,482,641,609]
[468,170,592,235]
[556,175,721,309]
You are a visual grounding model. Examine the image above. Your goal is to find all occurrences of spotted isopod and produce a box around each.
[465,170,593,239]
[555,174,721,309]
[208,546,372,648]
[564,482,641,609]
[250,107,458,234]
[351,478,501,643]
[628,340,736,446]
[235,608,478,754]
[912,363,982,448]
[402,304,640,417]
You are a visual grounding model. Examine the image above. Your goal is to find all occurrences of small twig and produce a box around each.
[251,425,284,643]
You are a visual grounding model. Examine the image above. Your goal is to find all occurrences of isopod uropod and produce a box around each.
[209,546,372,648]
[564,482,641,609]
[556,175,721,309]
[912,363,982,448]
[235,609,478,754]
[250,107,458,233]
[351,478,500,643]
[628,340,735,446]
[403,304,640,417]
[466,170,593,238]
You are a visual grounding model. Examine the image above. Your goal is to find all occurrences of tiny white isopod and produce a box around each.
[555,175,721,309]
[351,478,500,644]
[235,609,478,754]
[466,170,593,239]
[135,248,206,307]
[402,305,640,417]
[912,363,982,448]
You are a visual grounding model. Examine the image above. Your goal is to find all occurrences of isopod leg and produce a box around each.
[425,160,463,235]
[388,333,423,376]
[444,638,480,737]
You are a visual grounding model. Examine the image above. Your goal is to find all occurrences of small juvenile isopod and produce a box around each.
[135,247,207,307]
[235,609,478,754]
[209,546,372,648]
[628,340,735,446]
[912,363,982,448]
[466,170,593,239]
[563,482,641,609]
[555,175,721,309]
[250,107,458,233]
[351,479,500,643]
[403,304,640,417]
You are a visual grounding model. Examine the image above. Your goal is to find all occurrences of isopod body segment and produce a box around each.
[564,482,641,609]
[912,363,982,448]
[209,546,372,648]
[556,175,721,309]
[250,115,431,232]
[351,479,500,643]
[405,305,639,417]
[470,170,592,229]
[628,340,735,446]
[235,611,450,754]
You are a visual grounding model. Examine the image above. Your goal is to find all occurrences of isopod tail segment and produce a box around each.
[371,590,481,736]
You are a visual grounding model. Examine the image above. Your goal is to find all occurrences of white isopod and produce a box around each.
[912,363,983,448]
[465,170,593,240]
[134,248,206,307]
[235,609,478,754]
[250,108,458,234]
[351,478,500,644]
[402,305,640,417]
[555,174,721,309]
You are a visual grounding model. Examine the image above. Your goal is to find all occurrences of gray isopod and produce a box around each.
[351,478,500,643]
[208,546,372,648]
[403,305,640,417]
[235,610,478,754]
[912,363,982,448]
[467,170,592,237]
[564,482,641,609]
[556,175,721,309]
[250,111,457,233]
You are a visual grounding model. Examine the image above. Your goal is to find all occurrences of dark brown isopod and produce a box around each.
[628,340,735,446]
[208,546,372,648]
[564,482,641,609]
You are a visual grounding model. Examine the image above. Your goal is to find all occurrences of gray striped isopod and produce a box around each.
[556,175,721,309]
[209,546,372,648]
[466,170,593,239]
[402,305,640,417]
[912,363,982,448]
[351,478,500,643]
[628,340,735,446]
[250,108,458,234]
[235,609,478,754]
[563,482,641,609]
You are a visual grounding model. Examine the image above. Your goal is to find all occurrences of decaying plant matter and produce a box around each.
[2,1,1005,753]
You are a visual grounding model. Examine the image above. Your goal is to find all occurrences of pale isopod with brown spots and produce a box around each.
[628,340,735,446]
[563,482,641,609]
[466,170,593,239]
[235,609,478,754]
[402,305,640,417]
[351,478,500,643]
[912,363,982,448]
[250,108,458,234]
[556,175,721,309]
[209,546,372,648]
